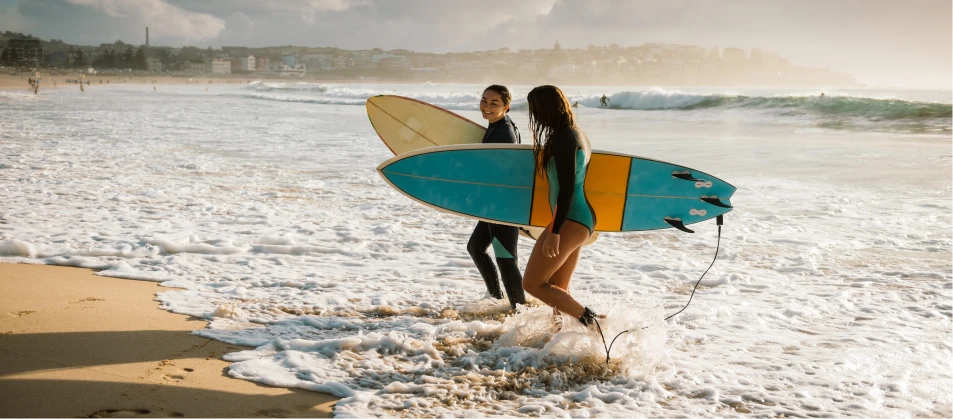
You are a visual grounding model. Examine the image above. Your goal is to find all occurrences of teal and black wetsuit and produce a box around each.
[546,126,596,235]
[467,114,526,308]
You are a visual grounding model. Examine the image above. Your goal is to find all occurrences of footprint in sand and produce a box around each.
[7,310,35,317]
[162,374,185,382]
[161,365,195,382]
[70,297,106,304]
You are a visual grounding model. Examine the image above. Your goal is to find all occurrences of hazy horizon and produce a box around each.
[1,0,950,89]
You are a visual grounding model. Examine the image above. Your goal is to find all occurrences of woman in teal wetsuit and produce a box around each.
[521,85,601,326]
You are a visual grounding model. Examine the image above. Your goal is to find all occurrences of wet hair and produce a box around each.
[527,85,575,178]
[482,84,512,113]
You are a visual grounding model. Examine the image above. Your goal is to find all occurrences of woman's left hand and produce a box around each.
[543,233,560,258]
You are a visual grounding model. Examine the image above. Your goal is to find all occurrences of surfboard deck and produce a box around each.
[366,95,485,154]
[377,144,735,233]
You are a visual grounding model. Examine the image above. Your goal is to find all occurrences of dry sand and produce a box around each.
[0,263,338,418]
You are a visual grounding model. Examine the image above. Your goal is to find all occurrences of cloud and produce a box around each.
[63,0,224,43]
[0,2,25,32]
[7,0,223,46]
[199,0,558,51]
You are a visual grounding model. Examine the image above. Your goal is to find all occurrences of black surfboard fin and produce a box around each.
[518,227,539,240]
[701,196,732,209]
[664,217,695,233]
[672,171,704,182]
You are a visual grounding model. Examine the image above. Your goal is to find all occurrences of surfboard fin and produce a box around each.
[518,227,539,240]
[664,217,695,233]
[701,196,732,209]
[672,171,704,182]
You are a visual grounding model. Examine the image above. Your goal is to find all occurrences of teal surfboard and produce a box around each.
[377,144,735,233]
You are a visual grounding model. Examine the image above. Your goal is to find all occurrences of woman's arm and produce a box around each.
[549,131,578,235]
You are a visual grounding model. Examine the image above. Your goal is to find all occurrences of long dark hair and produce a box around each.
[483,84,512,113]
[527,85,575,178]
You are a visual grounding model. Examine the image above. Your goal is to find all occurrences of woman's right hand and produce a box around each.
[543,232,560,258]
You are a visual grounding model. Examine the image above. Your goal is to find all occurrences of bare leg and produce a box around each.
[522,221,591,319]
[550,246,580,319]
[549,246,581,291]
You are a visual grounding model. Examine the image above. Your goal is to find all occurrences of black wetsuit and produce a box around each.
[467,114,526,308]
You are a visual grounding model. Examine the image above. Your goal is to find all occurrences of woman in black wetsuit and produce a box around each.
[521,85,601,326]
[467,85,526,309]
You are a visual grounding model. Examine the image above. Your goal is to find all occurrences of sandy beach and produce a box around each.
[0,263,338,418]
[0,72,280,90]
[0,72,406,91]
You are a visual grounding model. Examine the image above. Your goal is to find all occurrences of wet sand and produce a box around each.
[0,263,338,418]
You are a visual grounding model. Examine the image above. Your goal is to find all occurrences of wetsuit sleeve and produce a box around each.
[549,131,578,235]
[483,120,518,144]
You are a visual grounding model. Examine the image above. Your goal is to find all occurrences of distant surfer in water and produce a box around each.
[468,85,526,309]
[599,94,610,108]
[522,85,601,327]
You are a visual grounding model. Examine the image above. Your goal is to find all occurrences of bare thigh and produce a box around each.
[522,221,591,317]
[550,246,581,291]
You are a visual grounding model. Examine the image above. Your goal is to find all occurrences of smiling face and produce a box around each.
[480,89,508,123]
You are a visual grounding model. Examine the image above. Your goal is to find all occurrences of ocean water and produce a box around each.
[1,82,951,417]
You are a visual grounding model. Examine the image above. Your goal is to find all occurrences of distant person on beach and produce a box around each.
[80,84,84,92]
[468,84,526,309]
[820,92,825,98]
[600,94,610,108]
[521,85,601,327]
[573,101,579,108]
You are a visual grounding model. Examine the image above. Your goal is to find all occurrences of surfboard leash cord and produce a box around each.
[595,214,724,366]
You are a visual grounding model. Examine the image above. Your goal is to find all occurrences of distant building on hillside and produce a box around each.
[255,56,270,72]
[207,59,231,74]
[240,55,255,72]
[146,57,162,72]
[280,54,296,67]
[6,38,44,65]
[179,60,206,73]
[267,61,306,76]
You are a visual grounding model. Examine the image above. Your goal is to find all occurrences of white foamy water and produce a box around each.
[1,83,950,417]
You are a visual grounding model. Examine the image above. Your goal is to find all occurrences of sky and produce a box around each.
[1,0,950,89]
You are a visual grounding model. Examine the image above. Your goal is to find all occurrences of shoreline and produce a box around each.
[0,72,881,90]
[0,262,338,418]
